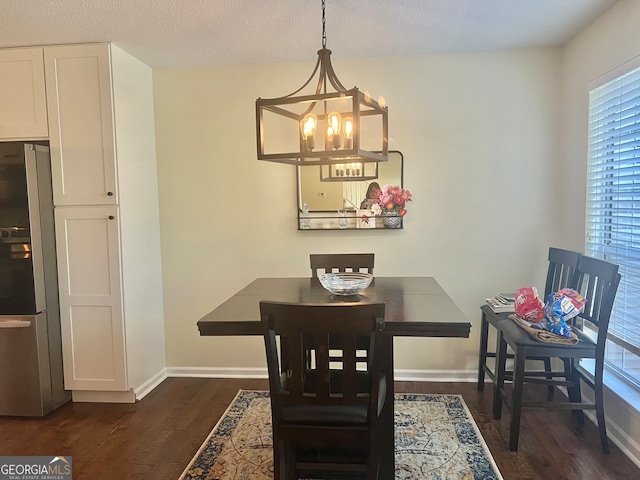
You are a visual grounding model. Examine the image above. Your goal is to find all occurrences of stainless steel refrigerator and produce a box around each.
[0,142,70,416]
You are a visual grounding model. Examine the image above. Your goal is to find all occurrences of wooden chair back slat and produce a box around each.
[342,335,358,398]
[310,253,375,278]
[288,332,305,402]
[314,333,331,397]
[573,255,619,330]
[545,247,581,297]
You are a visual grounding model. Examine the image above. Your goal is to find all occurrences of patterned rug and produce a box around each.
[179,390,503,480]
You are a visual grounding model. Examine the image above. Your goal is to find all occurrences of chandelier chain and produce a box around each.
[322,0,326,48]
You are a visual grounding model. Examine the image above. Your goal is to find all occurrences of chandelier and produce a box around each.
[255,0,389,170]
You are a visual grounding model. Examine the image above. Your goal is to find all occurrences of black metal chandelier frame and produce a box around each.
[255,0,388,167]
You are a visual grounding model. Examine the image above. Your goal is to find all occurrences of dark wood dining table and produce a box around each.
[197,276,471,479]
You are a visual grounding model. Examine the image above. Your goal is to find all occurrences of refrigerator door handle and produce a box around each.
[0,319,32,328]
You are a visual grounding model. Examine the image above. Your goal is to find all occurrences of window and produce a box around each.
[586,61,640,388]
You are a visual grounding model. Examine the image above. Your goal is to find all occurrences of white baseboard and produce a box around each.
[134,369,168,400]
[576,387,640,469]
[165,367,477,382]
[71,369,168,403]
[166,366,269,379]
[584,409,640,469]
[393,369,478,382]
[72,389,136,403]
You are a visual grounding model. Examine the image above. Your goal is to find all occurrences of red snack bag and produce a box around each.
[515,287,544,322]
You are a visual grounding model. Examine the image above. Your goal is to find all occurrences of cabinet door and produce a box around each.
[55,206,127,391]
[0,48,48,139]
[44,45,118,205]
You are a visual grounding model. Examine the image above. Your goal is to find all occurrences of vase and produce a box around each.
[300,203,311,229]
[382,213,402,229]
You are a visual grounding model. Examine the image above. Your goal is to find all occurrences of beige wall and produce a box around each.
[153,47,563,372]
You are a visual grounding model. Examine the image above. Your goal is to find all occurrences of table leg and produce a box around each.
[379,335,395,479]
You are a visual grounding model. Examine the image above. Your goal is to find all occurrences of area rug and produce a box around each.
[179,390,503,480]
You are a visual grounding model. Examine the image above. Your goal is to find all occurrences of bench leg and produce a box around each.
[508,346,526,451]
[477,312,490,391]
[492,330,508,419]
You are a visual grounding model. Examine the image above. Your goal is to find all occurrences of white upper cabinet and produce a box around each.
[44,45,118,205]
[0,48,48,139]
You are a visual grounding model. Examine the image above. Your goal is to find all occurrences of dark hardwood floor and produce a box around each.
[0,378,638,479]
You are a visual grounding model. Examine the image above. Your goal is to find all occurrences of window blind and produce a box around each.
[587,64,640,385]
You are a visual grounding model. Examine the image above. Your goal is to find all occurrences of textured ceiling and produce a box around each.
[0,0,619,68]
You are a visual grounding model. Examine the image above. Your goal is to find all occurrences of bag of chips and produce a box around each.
[541,288,586,338]
[514,287,545,322]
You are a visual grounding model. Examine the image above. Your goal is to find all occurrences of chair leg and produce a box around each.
[273,436,293,480]
[366,452,379,480]
[508,346,527,451]
[286,445,296,480]
[365,431,379,480]
[594,367,610,454]
[543,357,554,393]
[492,330,508,420]
[564,359,584,424]
[272,435,281,480]
[478,313,490,391]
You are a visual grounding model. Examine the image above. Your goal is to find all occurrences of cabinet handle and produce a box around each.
[108,215,115,220]
[107,191,114,196]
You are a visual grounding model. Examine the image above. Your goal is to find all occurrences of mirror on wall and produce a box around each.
[296,151,403,230]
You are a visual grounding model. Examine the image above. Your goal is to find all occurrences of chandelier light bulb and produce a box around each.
[343,118,353,149]
[327,111,342,149]
[328,111,342,134]
[300,113,318,150]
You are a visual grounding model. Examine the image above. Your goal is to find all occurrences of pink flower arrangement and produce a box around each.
[372,184,412,217]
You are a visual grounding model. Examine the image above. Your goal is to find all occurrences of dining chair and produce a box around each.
[260,301,386,480]
[492,255,620,453]
[309,253,375,278]
[477,247,582,390]
[309,253,376,368]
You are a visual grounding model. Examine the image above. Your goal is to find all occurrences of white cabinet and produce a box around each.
[44,45,117,205]
[54,206,127,392]
[45,44,165,402]
[0,47,48,139]
[0,42,164,401]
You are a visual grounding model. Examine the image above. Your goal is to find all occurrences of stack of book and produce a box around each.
[486,292,516,313]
